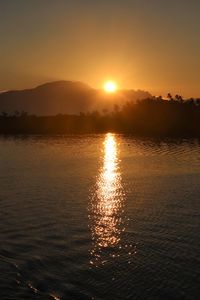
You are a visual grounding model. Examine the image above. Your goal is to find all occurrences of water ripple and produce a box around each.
[0,135,199,299]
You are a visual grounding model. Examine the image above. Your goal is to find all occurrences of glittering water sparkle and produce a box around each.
[89,133,126,265]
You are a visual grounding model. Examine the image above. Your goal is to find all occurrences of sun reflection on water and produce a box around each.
[89,133,125,265]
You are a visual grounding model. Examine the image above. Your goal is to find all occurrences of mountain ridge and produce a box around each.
[0,80,151,115]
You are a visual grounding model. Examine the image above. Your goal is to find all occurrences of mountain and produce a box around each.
[0,80,151,115]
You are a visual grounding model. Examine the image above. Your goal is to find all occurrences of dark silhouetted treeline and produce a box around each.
[0,95,200,137]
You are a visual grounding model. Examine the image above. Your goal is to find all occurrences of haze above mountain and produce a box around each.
[0,81,151,115]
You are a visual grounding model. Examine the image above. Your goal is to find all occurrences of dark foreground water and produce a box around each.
[0,134,200,300]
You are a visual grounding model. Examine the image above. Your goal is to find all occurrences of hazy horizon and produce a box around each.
[0,79,200,99]
[1,0,200,97]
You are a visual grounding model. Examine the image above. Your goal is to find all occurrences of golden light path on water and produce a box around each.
[89,133,126,265]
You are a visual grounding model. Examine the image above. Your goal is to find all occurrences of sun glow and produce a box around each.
[103,81,118,93]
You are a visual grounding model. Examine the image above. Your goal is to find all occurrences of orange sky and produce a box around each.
[0,1,200,97]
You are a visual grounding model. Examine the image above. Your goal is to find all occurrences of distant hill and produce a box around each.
[0,80,151,115]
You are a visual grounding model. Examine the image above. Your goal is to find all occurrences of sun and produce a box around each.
[103,81,118,93]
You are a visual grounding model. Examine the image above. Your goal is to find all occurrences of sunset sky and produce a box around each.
[0,0,200,97]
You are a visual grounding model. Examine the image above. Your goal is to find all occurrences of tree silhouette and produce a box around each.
[0,96,199,136]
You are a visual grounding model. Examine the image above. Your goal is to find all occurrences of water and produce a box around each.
[0,134,199,300]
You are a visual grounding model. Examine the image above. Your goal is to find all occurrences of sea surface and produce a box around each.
[0,134,199,300]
